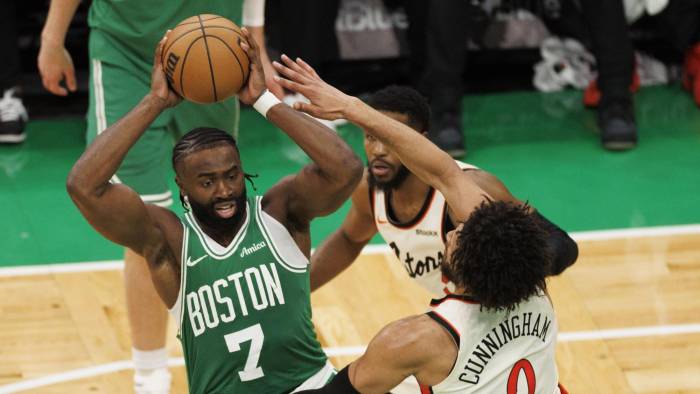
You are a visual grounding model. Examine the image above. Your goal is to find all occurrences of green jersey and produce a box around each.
[174,196,328,394]
[88,0,243,64]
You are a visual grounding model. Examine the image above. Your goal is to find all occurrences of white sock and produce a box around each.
[132,347,168,376]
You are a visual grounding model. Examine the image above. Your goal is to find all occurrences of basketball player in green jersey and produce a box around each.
[39,1,281,392]
[67,30,362,393]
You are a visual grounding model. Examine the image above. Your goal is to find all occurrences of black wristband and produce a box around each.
[534,211,579,275]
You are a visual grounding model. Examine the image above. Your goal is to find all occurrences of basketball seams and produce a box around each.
[179,36,204,99]
[202,26,244,37]
[162,27,207,62]
[197,15,219,102]
[205,35,247,89]
[173,15,223,26]
[162,15,248,103]
[161,26,240,66]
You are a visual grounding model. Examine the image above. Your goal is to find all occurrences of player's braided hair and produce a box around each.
[450,200,552,312]
[366,85,430,132]
[172,127,239,170]
[172,127,258,210]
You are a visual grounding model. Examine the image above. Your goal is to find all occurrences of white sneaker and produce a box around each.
[534,37,595,92]
[0,88,28,144]
[134,368,172,394]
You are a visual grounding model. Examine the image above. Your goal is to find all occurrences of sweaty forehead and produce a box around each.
[179,145,241,175]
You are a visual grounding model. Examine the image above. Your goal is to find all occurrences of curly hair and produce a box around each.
[366,85,430,132]
[448,200,552,312]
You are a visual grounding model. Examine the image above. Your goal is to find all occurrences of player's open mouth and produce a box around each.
[214,202,236,219]
[371,162,391,177]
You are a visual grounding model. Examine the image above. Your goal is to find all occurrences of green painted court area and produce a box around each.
[1,86,699,266]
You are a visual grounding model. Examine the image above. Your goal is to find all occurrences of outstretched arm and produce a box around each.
[273,58,485,221]
[310,175,377,291]
[66,36,182,306]
[238,39,363,227]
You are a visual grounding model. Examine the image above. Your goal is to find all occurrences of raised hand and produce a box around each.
[238,27,268,105]
[150,32,181,108]
[272,55,353,121]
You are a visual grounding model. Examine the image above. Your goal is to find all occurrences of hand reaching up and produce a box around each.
[272,55,354,121]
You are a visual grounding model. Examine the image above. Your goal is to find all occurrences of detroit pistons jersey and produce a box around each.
[423,294,560,394]
[372,161,477,296]
[169,196,331,394]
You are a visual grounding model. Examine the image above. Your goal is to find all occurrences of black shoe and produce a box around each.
[0,88,28,144]
[598,99,637,151]
[432,113,466,158]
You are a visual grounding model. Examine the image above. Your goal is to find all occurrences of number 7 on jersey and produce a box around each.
[224,324,265,381]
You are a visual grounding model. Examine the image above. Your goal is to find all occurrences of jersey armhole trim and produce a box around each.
[255,196,307,274]
[426,311,460,349]
[440,201,452,244]
[174,222,189,336]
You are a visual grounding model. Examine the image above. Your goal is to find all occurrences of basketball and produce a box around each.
[161,14,250,104]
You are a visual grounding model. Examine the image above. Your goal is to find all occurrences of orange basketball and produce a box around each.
[161,14,250,104]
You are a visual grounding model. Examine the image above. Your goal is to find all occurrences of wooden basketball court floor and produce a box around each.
[0,227,699,394]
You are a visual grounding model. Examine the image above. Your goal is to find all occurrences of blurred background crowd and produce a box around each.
[1,0,699,154]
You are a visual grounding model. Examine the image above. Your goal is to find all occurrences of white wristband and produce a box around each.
[253,90,281,118]
[242,0,265,27]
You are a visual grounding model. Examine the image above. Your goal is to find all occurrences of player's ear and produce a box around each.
[175,175,185,193]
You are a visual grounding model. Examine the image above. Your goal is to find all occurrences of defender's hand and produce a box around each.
[272,55,353,121]
[262,56,284,99]
[38,38,77,96]
[150,32,181,109]
[238,27,267,105]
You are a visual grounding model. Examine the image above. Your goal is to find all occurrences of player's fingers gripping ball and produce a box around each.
[162,14,250,104]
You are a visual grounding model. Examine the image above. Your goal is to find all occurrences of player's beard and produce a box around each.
[441,250,459,284]
[189,188,248,234]
[367,162,410,191]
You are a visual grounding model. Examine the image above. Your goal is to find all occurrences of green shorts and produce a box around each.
[87,37,239,207]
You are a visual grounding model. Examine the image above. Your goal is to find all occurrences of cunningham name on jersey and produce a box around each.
[427,294,560,394]
[458,311,554,384]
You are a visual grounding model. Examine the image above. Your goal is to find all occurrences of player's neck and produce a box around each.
[452,286,469,295]
[391,173,431,204]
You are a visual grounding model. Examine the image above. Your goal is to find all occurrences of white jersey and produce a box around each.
[423,294,561,394]
[372,161,477,296]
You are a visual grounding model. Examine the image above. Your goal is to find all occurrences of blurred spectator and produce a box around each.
[421,0,470,158]
[655,0,700,106]
[266,0,341,78]
[581,0,700,149]
[581,0,638,150]
[0,0,29,144]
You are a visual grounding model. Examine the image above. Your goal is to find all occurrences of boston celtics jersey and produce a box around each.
[88,0,243,63]
[170,196,330,394]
